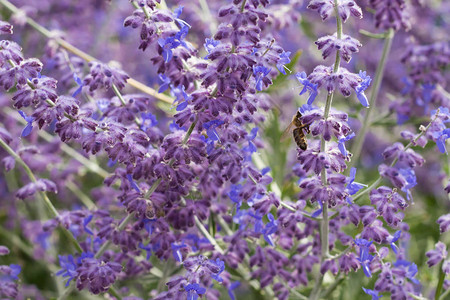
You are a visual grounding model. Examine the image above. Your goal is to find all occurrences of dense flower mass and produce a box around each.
[0,0,448,300]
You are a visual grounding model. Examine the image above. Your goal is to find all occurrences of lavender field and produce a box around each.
[0,0,449,299]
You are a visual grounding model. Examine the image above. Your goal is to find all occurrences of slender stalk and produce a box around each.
[241,0,247,12]
[439,286,450,300]
[351,110,439,203]
[0,137,83,254]
[198,0,217,34]
[349,28,395,170]
[66,181,98,210]
[310,1,342,299]
[435,261,445,300]
[0,0,174,104]
[111,83,142,127]
[194,216,224,254]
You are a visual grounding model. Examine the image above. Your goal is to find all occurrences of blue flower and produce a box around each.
[262,213,278,246]
[107,158,117,167]
[311,200,323,218]
[295,72,318,105]
[143,218,156,234]
[158,36,181,62]
[96,98,110,113]
[434,128,450,154]
[126,174,141,193]
[345,167,367,203]
[203,120,224,142]
[140,112,158,131]
[18,110,34,137]
[204,38,220,59]
[355,238,374,278]
[171,242,187,262]
[228,184,242,209]
[228,281,241,300]
[173,6,191,28]
[83,215,94,235]
[210,258,225,282]
[175,25,190,49]
[398,168,417,200]
[355,71,371,107]
[56,255,78,286]
[400,77,413,95]
[418,83,435,113]
[183,234,209,252]
[185,283,206,300]
[338,132,355,157]
[138,242,153,260]
[158,74,171,93]
[253,65,271,91]
[171,84,191,111]
[243,127,258,155]
[276,51,291,75]
[389,230,401,254]
[393,260,420,285]
[362,287,382,300]
[7,264,21,280]
[396,112,409,125]
[72,73,83,97]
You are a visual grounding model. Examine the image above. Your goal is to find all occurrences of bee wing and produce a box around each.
[280,121,295,142]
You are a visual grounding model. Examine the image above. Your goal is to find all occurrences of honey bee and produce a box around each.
[281,111,310,150]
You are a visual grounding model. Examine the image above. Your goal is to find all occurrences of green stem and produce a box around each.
[0,0,173,104]
[198,0,216,33]
[241,0,247,12]
[310,2,342,299]
[349,28,395,170]
[435,261,445,300]
[0,137,83,254]
[111,83,142,127]
[351,109,439,203]
[66,181,98,210]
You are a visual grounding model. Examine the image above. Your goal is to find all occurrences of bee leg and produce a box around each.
[299,124,310,134]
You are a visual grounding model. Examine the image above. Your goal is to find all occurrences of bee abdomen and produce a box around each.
[293,128,307,150]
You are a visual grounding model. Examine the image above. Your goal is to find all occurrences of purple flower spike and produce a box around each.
[18,110,34,137]
[185,283,206,300]
[295,72,318,104]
